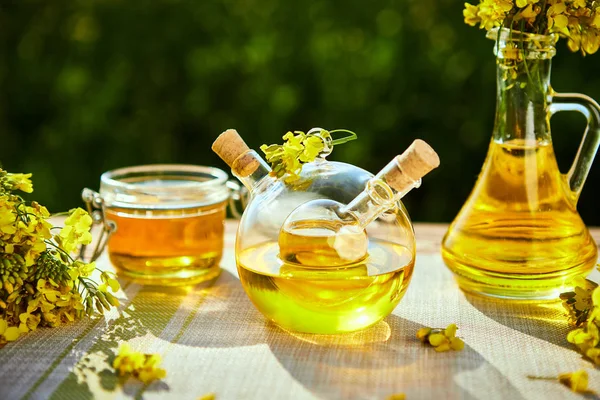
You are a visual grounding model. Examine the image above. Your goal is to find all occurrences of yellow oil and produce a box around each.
[278,219,368,267]
[442,139,597,299]
[237,236,414,334]
[107,201,225,285]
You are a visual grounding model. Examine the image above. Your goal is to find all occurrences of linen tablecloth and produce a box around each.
[1,222,599,400]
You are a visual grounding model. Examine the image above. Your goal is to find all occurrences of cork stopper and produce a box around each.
[231,152,260,178]
[212,129,260,177]
[385,139,440,192]
[212,129,250,167]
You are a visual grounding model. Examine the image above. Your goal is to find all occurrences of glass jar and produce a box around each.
[85,164,239,286]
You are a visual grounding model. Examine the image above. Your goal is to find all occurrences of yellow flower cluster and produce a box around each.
[261,131,329,183]
[1,198,52,269]
[113,343,167,384]
[464,0,600,55]
[416,323,465,352]
[0,168,120,347]
[260,128,357,183]
[464,0,513,30]
[560,276,596,326]
[0,172,33,194]
[561,276,600,364]
[58,208,93,254]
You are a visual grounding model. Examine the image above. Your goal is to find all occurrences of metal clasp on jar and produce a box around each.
[226,180,248,219]
[79,188,117,263]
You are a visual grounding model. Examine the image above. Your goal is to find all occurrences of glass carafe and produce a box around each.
[442,28,600,300]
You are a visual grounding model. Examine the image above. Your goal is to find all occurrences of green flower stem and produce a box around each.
[44,240,75,264]
[527,375,557,381]
[329,129,358,145]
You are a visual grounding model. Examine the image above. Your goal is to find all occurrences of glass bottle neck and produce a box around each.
[493,55,552,143]
[232,151,273,193]
[341,165,421,229]
[342,191,389,229]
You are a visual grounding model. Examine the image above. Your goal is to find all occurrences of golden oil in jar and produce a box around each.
[99,165,232,285]
[106,202,225,284]
[237,228,414,334]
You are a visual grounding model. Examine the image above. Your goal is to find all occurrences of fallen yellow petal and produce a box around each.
[3,327,21,341]
[558,370,589,393]
[445,323,457,338]
[450,337,465,351]
[386,394,406,400]
[435,343,451,352]
[428,333,447,347]
[416,327,431,342]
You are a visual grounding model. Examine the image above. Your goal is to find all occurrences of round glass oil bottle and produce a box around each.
[233,159,417,334]
[214,144,416,334]
[99,165,231,285]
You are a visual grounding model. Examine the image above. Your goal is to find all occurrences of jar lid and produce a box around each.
[99,164,230,210]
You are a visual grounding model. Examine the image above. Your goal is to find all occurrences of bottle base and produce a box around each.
[109,252,222,286]
[443,252,597,301]
[269,314,389,335]
[236,240,414,334]
[241,280,406,334]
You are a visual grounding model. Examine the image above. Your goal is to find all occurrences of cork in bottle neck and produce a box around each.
[384,139,440,193]
[212,129,261,177]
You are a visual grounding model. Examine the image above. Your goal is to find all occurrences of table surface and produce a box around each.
[1,222,600,400]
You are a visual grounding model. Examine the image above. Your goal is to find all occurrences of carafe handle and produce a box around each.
[549,92,600,203]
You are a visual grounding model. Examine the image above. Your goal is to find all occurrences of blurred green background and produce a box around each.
[1,0,599,224]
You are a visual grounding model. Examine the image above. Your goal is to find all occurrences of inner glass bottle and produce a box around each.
[233,156,417,333]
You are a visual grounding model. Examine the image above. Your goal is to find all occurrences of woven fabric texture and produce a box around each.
[0,222,598,400]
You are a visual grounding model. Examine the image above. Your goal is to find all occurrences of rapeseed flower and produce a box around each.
[0,168,120,348]
[464,0,600,55]
[417,323,465,352]
[113,343,167,384]
[260,128,356,183]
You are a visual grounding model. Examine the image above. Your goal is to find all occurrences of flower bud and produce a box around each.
[25,283,34,295]
[12,254,24,265]
[104,292,120,308]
